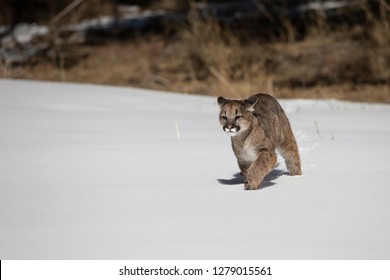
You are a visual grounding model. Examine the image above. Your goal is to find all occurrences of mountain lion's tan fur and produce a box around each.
[217,93,302,190]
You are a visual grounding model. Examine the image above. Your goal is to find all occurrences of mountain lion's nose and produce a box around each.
[226,124,235,130]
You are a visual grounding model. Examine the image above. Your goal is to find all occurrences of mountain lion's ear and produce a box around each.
[217,96,228,107]
[245,95,259,112]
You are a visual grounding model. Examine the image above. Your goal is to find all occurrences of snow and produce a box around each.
[10,23,49,45]
[1,79,390,260]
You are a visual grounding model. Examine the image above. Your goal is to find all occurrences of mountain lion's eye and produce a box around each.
[221,116,227,120]
[235,115,242,120]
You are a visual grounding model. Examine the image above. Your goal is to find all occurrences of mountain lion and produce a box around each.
[217,93,302,190]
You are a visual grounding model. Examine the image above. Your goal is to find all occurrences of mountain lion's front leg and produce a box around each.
[237,159,250,182]
[244,150,276,190]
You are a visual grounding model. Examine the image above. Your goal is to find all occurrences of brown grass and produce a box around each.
[2,1,390,103]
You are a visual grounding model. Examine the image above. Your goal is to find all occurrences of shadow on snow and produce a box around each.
[217,169,288,190]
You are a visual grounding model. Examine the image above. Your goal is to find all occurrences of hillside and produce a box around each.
[1,1,389,103]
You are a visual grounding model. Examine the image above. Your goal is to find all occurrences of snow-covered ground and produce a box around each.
[1,79,389,259]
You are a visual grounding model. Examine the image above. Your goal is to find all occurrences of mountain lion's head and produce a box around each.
[217,96,258,137]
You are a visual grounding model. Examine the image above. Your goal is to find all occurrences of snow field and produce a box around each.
[1,79,390,259]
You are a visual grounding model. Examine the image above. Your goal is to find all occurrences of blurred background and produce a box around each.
[1,0,389,103]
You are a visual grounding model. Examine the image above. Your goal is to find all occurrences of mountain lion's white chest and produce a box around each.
[239,142,258,163]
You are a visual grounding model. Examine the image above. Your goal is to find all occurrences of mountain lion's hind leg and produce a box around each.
[279,137,302,176]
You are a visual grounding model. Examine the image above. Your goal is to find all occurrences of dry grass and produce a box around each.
[2,1,390,103]
[2,34,389,103]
